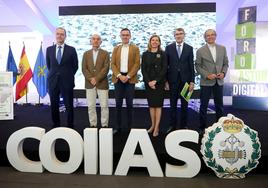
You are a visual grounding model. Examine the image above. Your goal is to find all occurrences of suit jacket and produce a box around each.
[46,44,78,90]
[111,44,140,84]
[195,44,229,86]
[82,49,110,89]
[165,42,194,84]
[141,50,167,84]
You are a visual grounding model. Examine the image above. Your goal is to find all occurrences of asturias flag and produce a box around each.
[15,46,33,101]
[6,45,18,85]
[33,45,48,98]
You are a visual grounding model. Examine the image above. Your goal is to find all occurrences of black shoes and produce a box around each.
[166,126,176,134]
[113,128,121,135]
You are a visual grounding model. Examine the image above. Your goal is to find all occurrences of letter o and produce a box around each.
[39,128,84,174]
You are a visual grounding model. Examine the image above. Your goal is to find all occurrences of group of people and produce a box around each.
[46,27,229,136]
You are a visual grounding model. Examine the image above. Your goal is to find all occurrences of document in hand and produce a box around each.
[180,82,193,102]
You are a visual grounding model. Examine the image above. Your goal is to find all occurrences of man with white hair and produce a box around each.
[82,34,110,128]
[195,29,229,133]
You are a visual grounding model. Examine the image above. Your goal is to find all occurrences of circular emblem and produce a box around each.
[156,54,161,58]
[201,114,261,179]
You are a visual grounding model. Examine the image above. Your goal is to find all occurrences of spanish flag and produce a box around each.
[16,46,33,101]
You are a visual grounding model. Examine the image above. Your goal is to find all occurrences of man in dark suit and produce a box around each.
[46,27,78,128]
[165,28,195,133]
[196,29,229,133]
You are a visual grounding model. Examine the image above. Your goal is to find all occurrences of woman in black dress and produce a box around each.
[141,35,167,137]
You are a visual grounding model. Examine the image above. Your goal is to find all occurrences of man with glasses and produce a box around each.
[111,28,140,134]
[165,28,195,134]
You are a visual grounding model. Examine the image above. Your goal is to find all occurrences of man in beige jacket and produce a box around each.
[82,34,110,127]
[111,28,140,134]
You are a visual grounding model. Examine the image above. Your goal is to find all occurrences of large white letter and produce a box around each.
[243,40,249,52]
[115,129,163,177]
[6,127,45,173]
[165,130,201,178]
[244,9,250,21]
[84,128,98,174]
[240,56,246,68]
[39,128,83,174]
[241,25,247,37]
[233,84,238,95]
[99,128,113,175]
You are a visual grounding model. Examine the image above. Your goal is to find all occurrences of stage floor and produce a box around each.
[1,166,268,188]
[0,105,268,174]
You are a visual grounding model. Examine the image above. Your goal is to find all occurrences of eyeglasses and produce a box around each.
[175,33,184,36]
[206,34,216,37]
[121,34,130,37]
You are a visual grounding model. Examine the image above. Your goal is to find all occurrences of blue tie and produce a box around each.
[57,46,62,64]
[177,44,181,58]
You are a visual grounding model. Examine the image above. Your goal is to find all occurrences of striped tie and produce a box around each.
[177,44,181,58]
[57,46,62,64]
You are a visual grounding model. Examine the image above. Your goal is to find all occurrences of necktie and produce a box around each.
[57,46,62,64]
[177,44,181,58]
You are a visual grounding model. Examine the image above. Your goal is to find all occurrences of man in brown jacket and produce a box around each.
[82,34,110,127]
[111,28,140,134]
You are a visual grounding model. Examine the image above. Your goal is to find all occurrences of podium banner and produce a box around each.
[0,72,14,120]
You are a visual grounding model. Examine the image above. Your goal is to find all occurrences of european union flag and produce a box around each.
[33,45,48,98]
[6,45,18,85]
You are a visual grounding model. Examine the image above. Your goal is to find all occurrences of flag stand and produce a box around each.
[23,85,31,106]
[35,95,43,106]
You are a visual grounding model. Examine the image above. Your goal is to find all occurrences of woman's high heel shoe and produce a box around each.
[153,130,159,137]
[147,126,154,133]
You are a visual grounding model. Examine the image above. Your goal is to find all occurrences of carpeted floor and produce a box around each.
[0,166,268,188]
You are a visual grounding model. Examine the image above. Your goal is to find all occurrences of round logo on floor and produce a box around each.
[201,114,261,179]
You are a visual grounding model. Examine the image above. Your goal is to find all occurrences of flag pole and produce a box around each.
[7,41,10,71]
[9,41,16,118]
[25,85,28,104]
[35,41,44,106]
[39,41,42,106]
[23,41,29,106]
[24,41,27,105]
[38,95,41,105]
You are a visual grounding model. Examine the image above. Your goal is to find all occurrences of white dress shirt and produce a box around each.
[207,44,216,62]
[120,44,129,73]
[92,49,99,66]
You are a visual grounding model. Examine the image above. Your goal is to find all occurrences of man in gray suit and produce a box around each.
[195,29,229,132]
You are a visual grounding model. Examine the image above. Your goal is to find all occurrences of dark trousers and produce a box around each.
[114,80,135,129]
[49,80,74,128]
[169,80,189,129]
[199,83,223,130]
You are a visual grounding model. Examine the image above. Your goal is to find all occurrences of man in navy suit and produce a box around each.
[46,27,78,128]
[165,28,195,133]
